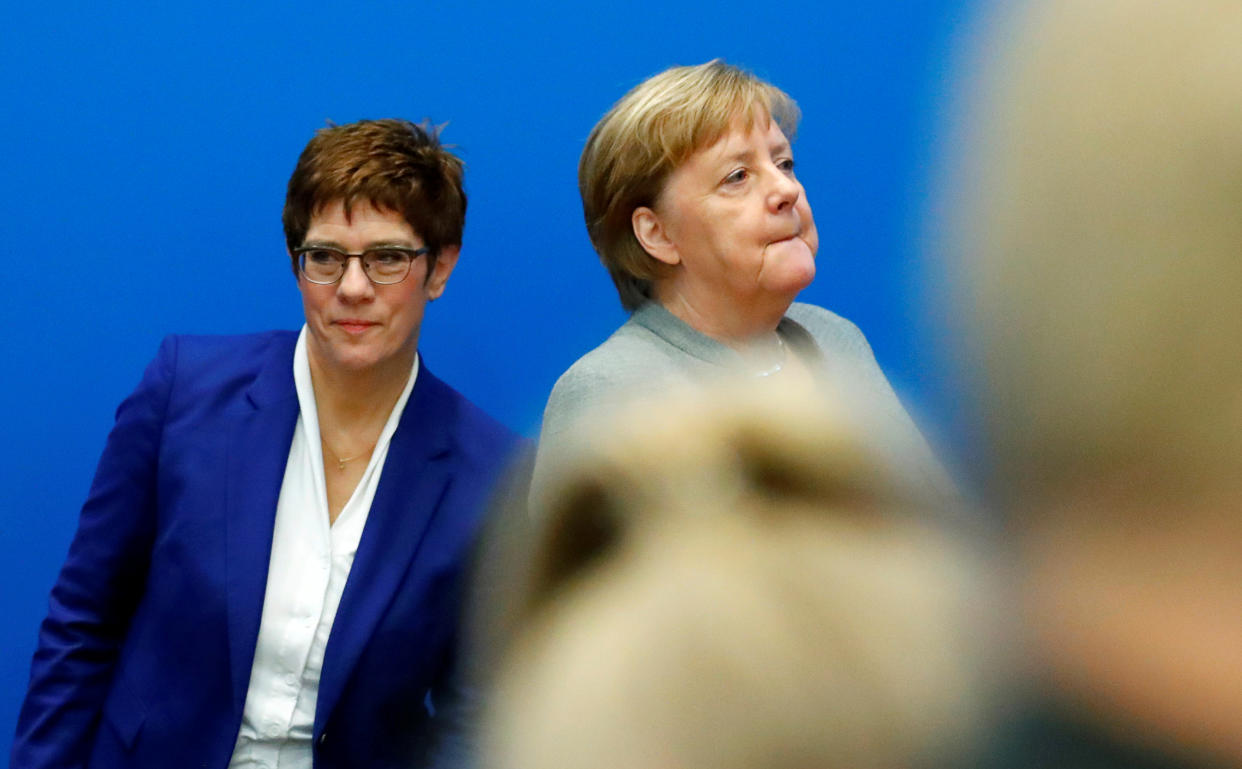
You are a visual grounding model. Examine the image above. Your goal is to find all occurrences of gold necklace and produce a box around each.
[326,445,372,471]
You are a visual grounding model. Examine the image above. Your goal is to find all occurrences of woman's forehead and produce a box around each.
[689,117,788,165]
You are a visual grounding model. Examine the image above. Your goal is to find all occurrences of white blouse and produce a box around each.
[228,327,419,769]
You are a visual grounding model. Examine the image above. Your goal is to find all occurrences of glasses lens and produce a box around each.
[301,249,344,283]
[363,249,413,284]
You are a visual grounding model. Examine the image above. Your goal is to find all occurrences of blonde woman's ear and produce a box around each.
[631,207,680,266]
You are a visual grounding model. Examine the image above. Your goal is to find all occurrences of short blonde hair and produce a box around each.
[580,60,800,310]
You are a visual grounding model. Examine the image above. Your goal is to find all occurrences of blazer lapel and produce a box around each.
[313,366,456,730]
[224,335,300,717]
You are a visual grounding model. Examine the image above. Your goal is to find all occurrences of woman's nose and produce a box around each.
[767,168,802,212]
[337,256,374,300]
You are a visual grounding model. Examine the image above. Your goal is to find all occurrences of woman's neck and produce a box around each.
[656,282,791,350]
[307,347,413,431]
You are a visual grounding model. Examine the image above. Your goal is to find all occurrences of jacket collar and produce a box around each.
[225,333,301,716]
[629,301,820,367]
[312,362,458,730]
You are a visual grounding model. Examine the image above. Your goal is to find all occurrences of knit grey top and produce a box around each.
[531,301,951,507]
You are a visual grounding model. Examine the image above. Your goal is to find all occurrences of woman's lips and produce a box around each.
[770,232,803,247]
[771,226,803,245]
[336,320,377,335]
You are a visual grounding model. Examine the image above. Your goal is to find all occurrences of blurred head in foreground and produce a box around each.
[947,0,1242,764]
[954,0,1242,503]
[481,382,988,769]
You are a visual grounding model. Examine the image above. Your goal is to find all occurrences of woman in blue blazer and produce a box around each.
[12,119,520,769]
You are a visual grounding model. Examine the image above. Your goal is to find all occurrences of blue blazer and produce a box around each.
[12,331,521,769]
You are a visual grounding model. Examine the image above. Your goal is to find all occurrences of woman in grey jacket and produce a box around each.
[531,60,950,509]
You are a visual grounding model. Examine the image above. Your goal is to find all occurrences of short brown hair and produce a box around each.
[283,118,466,275]
[579,61,800,311]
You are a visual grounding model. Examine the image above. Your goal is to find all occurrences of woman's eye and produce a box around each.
[307,249,341,265]
[723,168,749,185]
[777,157,796,174]
[371,249,406,266]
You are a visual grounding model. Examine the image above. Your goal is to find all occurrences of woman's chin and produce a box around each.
[763,253,817,298]
[791,260,817,292]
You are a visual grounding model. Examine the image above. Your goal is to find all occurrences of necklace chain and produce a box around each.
[754,335,786,378]
[326,444,373,471]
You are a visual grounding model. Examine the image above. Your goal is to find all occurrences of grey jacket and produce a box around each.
[531,301,951,506]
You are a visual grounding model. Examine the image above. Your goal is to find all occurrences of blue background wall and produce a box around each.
[2,0,973,754]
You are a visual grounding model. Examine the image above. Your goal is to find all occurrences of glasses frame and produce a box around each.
[294,245,431,285]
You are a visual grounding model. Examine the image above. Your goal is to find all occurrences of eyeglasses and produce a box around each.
[294,245,430,285]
